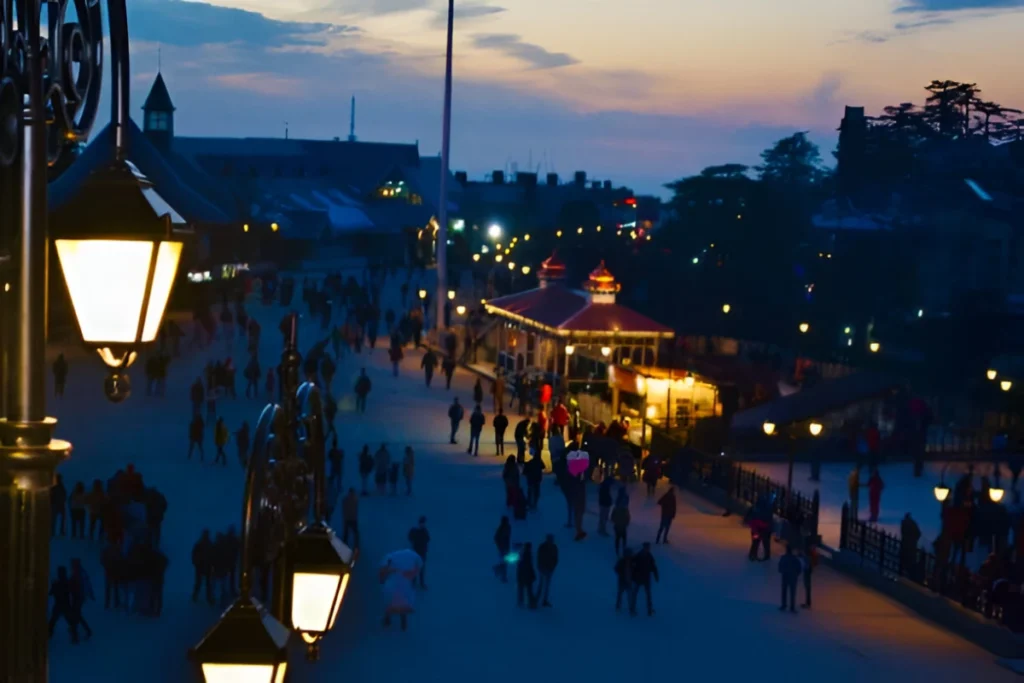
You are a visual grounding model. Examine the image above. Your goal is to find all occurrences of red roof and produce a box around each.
[487,285,673,336]
[559,303,673,335]
[486,286,587,328]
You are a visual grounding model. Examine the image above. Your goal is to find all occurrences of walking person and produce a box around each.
[69,482,87,539]
[493,516,512,583]
[342,489,360,548]
[655,486,678,544]
[358,445,374,495]
[473,378,484,406]
[188,414,205,461]
[52,474,67,537]
[631,542,659,616]
[48,567,80,643]
[612,489,631,555]
[354,368,372,413]
[516,542,537,608]
[328,436,343,487]
[421,349,438,387]
[536,534,558,607]
[572,476,587,541]
[442,355,456,389]
[779,545,802,613]
[191,530,215,605]
[492,373,506,413]
[514,416,530,465]
[374,443,391,495]
[597,475,615,536]
[524,452,543,510]
[801,536,817,608]
[615,548,634,613]
[408,517,430,589]
[447,397,465,444]
[388,343,403,377]
[468,403,485,456]
[69,558,95,640]
[214,417,229,466]
[402,446,415,495]
[493,408,508,456]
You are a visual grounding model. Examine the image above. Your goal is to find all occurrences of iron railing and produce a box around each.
[839,503,1008,626]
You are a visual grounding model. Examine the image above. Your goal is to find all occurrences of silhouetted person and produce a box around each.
[631,542,659,616]
[354,368,372,413]
[536,534,558,607]
[188,414,205,461]
[468,404,486,456]
[516,542,537,608]
[342,489,360,547]
[191,529,214,605]
[51,474,67,537]
[48,566,80,642]
[655,487,677,544]
[422,349,439,387]
[493,408,509,456]
[409,516,430,589]
[448,398,464,444]
[493,517,511,582]
[615,548,634,612]
[779,545,802,613]
[514,417,530,465]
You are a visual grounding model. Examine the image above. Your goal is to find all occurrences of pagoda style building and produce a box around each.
[483,252,673,379]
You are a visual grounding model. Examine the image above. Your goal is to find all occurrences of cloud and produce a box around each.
[892,16,954,29]
[327,0,430,15]
[126,0,355,48]
[430,2,506,29]
[471,33,578,69]
[209,72,305,97]
[895,0,1024,11]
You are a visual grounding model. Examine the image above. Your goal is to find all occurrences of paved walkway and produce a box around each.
[45,268,1017,683]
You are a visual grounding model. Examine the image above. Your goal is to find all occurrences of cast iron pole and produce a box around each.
[0,2,71,681]
[435,0,454,331]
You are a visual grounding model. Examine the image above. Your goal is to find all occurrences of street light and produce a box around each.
[521,266,531,275]
[447,290,456,300]
[270,222,279,232]
[762,421,776,436]
[418,289,427,300]
[799,322,810,334]
[934,484,950,502]
[524,233,531,241]
[472,254,480,262]
[577,227,584,234]
[290,524,355,656]
[556,230,563,238]
[987,369,998,380]
[495,254,504,263]
[565,345,576,356]
[990,485,1006,503]
[508,262,516,270]
[456,305,467,316]
[722,304,731,314]
[488,223,503,239]
[601,346,612,357]
[809,421,823,437]
[1002,380,1013,392]
[869,341,881,353]
[190,595,290,683]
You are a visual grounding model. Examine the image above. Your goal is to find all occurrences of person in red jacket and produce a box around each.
[550,401,569,438]
[540,382,553,409]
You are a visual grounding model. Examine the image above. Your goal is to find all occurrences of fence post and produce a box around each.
[878,528,886,574]
[811,490,820,538]
[840,502,849,549]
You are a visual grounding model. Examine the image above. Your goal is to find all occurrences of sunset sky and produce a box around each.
[122,0,1024,196]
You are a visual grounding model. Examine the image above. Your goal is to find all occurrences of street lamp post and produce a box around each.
[0,1,179,680]
[191,314,355,674]
[435,0,454,333]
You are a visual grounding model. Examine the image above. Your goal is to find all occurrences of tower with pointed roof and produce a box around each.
[583,260,620,304]
[143,72,175,152]
[537,250,567,288]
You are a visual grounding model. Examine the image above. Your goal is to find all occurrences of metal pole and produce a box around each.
[435,0,454,332]
[0,3,71,681]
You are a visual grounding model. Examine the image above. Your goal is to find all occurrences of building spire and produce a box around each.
[157,45,162,73]
[348,95,357,142]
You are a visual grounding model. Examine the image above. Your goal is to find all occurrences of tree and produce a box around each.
[756,132,822,187]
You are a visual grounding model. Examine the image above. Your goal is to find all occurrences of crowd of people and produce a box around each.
[49,463,171,643]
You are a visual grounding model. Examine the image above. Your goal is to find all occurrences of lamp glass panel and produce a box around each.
[201,663,274,683]
[291,572,342,633]
[327,573,351,629]
[56,240,153,343]
[141,241,183,342]
[274,665,287,683]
